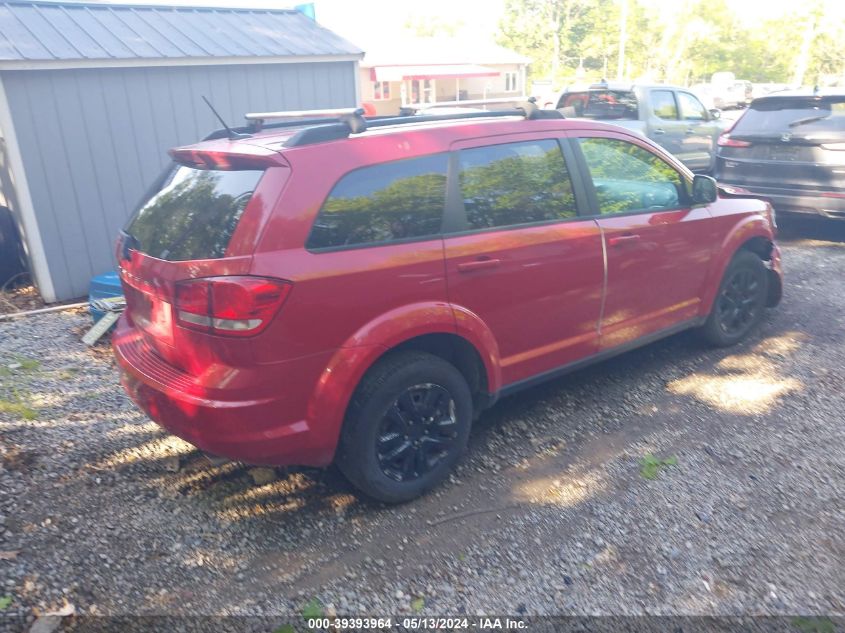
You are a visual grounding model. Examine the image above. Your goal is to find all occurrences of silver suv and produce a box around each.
[555,82,723,173]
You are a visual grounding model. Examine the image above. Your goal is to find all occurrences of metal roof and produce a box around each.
[0,1,363,63]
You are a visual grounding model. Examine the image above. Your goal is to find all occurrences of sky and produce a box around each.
[86,0,833,49]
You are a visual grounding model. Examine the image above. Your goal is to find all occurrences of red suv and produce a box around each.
[114,105,782,502]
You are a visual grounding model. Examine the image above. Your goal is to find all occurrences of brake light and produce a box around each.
[717,133,751,148]
[174,276,292,337]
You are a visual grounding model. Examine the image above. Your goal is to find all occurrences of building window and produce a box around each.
[373,81,391,101]
[504,71,519,93]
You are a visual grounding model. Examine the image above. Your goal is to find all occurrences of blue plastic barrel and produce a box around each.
[88,272,123,323]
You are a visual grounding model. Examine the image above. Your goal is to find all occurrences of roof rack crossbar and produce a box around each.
[204,100,562,146]
[246,107,367,132]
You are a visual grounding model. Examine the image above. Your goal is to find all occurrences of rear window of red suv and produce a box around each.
[127,166,264,261]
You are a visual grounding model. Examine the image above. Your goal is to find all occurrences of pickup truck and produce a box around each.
[554,82,724,173]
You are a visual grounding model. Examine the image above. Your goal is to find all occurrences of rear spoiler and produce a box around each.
[168,143,281,170]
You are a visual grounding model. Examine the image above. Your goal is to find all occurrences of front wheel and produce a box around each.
[336,351,473,503]
[700,250,769,347]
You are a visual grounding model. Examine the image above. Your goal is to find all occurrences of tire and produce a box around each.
[336,351,473,503]
[700,250,769,347]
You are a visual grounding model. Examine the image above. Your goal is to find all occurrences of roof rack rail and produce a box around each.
[245,107,368,133]
[202,99,563,146]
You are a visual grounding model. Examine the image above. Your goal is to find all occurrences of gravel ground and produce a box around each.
[1,217,844,627]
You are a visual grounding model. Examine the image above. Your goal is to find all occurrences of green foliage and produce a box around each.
[411,596,425,612]
[273,626,296,633]
[0,392,37,421]
[0,595,12,610]
[791,617,835,633]
[300,597,324,620]
[639,454,678,479]
[498,0,845,86]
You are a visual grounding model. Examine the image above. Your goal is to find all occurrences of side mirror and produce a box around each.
[692,174,718,204]
[709,108,722,120]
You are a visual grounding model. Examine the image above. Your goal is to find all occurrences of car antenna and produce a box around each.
[201,95,250,140]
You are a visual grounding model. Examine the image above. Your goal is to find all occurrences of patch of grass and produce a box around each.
[273,626,295,633]
[792,617,835,633]
[16,357,40,372]
[0,595,11,610]
[301,597,323,620]
[0,395,37,420]
[57,367,79,381]
[411,596,425,612]
[639,454,678,480]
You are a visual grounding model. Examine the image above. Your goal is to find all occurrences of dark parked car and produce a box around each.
[715,89,845,219]
[554,82,723,173]
[114,106,782,502]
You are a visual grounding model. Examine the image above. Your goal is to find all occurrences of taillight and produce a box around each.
[717,133,751,148]
[174,276,291,337]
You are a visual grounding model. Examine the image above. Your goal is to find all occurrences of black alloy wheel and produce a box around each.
[701,250,768,347]
[336,351,473,503]
[716,268,762,337]
[376,383,459,482]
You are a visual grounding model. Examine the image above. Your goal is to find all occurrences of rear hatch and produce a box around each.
[118,140,289,375]
[717,95,845,193]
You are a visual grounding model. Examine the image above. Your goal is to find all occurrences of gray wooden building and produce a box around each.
[0,1,362,302]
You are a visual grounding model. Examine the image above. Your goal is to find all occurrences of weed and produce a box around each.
[640,454,678,479]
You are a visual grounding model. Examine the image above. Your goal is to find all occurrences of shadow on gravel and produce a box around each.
[777,215,845,244]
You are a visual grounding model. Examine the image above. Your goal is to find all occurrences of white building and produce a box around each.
[360,38,530,115]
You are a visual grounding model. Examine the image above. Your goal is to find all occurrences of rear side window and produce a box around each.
[650,90,678,119]
[307,154,447,249]
[127,166,263,261]
[557,90,638,119]
[732,97,845,135]
[458,139,577,230]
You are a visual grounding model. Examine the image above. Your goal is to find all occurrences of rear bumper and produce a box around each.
[717,182,845,219]
[112,317,338,467]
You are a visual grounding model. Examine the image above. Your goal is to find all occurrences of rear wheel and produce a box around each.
[336,351,472,503]
[701,250,769,347]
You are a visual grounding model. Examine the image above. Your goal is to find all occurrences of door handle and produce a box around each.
[685,128,697,134]
[607,234,641,247]
[653,128,666,135]
[457,257,501,273]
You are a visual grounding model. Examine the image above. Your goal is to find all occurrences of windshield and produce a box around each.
[127,166,264,261]
[557,90,639,120]
[732,97,845,136]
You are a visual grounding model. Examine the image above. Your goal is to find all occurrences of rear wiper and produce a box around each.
[788,114,829,128]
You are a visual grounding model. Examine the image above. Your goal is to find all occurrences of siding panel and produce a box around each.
[3,61,356,301]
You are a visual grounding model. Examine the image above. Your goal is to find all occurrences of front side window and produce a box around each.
[578,137,686,215]
[307,154,447,249]
[650,90,679,119]
[458,140,577,230]
[678,92,708,120]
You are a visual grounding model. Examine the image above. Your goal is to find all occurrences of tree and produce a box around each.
[497,0,845,88]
